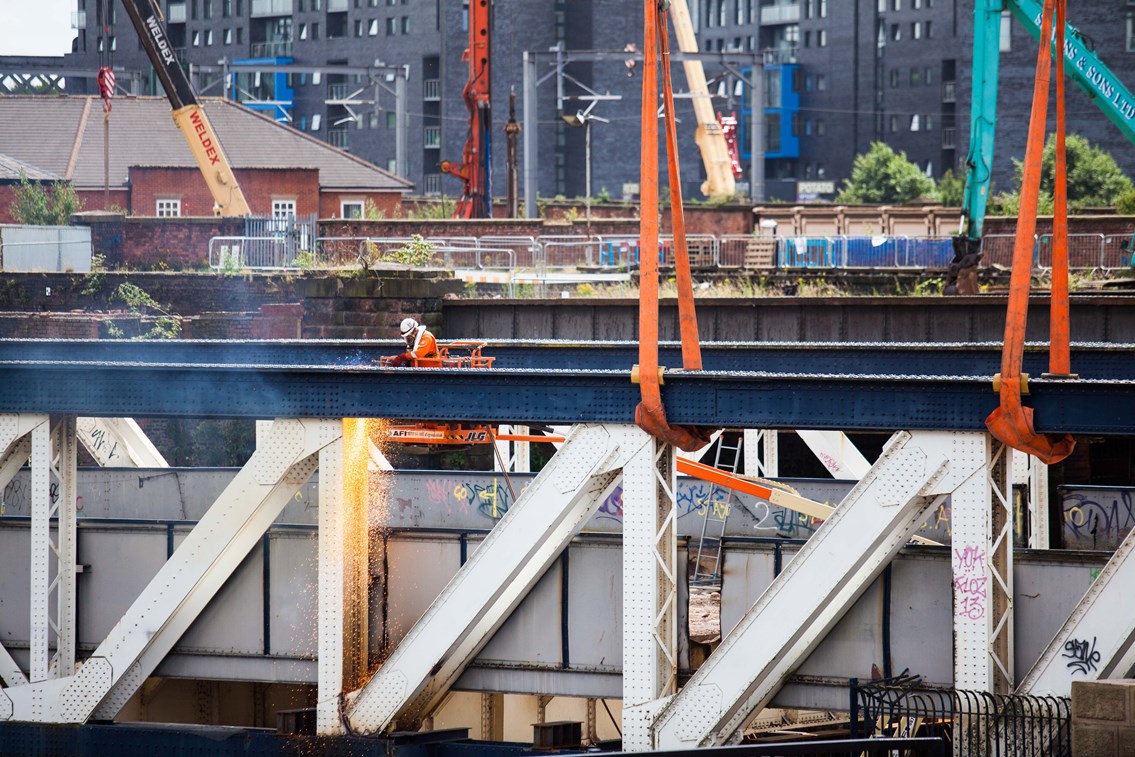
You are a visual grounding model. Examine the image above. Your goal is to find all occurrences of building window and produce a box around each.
[890,69,899,87]
[910,114,920,131]
[1001,12,1012,52]
[110,35,117,51]
[205,29,213,45]
[341,200,364,218]
[311,22,319,39]
[925,20,932,38]
[369,18,378,34]
[910,67,920,85]
[272,199,297,218]
[355,19,362,36]
[224,27,232,44]
[891,23,901,41]
[192,30,200,46]
[223,0,232,16]
[912,21,921,39]
[890,114,899,132]
[817,74,827,91]
[925,113,933,130]
[299,23,307,39]
[892,0,900,9]
[817,119,826,135]
[386,111,396,128]
[386,17,395,34]
[236,27,242,43]
[368,112,379,128]
[400,16,409,33]
[818,0,826,17]
[818,29,826,47]
[804,0,812,18]
[311,114,321,130]
[204,0,212,18]
[156,199,181,217]
[803,30,810,48]
[924,66,933,84]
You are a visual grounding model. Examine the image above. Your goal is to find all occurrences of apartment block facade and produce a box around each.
[49,0,1135,204]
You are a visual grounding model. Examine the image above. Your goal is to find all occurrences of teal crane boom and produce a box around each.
[962,0,1135,242]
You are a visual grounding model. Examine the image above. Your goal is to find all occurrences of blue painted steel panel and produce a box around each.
[2,340,1134,380]
[0,361,1130,434]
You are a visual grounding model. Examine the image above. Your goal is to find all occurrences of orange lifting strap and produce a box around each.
[635,0,715,452]
[985,0,1075,465]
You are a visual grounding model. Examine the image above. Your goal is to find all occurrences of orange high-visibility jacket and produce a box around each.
[407,326,438,359]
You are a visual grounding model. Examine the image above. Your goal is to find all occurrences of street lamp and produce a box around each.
[561,101,608,233]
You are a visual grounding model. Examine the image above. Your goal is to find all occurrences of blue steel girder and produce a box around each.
[2,339,1135,379]
[0,361,1132,434]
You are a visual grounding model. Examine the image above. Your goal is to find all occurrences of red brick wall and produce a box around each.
[130,166,322,217]
[77,213,245,269]
[0,186,18,223]
[75,189,129,215]
[318,191,404,219]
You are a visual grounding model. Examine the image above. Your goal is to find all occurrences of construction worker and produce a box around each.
[389,317,439,366]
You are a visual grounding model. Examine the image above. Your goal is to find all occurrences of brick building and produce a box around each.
[0,95,410,218]
[5,2,1135,205]
[0,153,69,224]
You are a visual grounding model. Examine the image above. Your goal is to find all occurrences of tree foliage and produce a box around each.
[934,168,965,207]
[1035,133,1133,207]
[991,134,1133,215]
[836,142,935,204]
[10,171,80,225]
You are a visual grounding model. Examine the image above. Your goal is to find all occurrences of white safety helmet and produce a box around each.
[399,317,419,337]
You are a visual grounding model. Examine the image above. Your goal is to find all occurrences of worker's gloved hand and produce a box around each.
[388,353,410,367]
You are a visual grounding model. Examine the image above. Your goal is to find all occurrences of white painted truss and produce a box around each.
[650,430,1000,749]
[0,418,341,723]
[345,424,659,735]
[75,418,169,468]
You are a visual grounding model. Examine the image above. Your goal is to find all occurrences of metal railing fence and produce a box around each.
[206,230,1135,275]
[981,233,1110,271]
[853,673,1071,757]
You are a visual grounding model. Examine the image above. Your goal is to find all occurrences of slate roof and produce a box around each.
[0,95,411,192]
[0,153,61,182]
